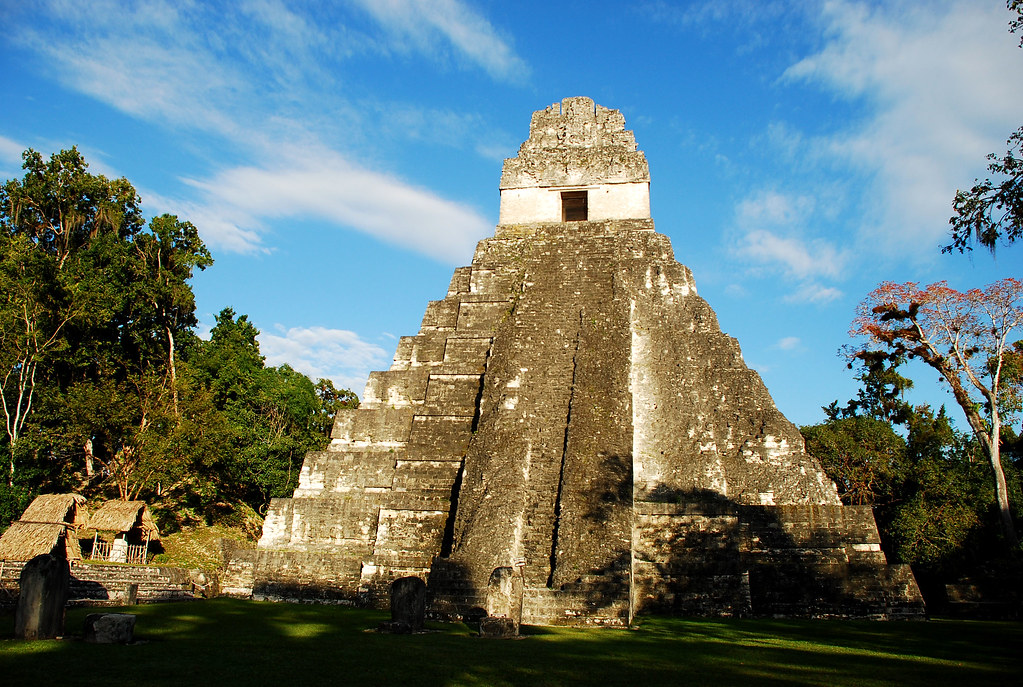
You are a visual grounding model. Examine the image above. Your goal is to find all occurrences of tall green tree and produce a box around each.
[184,308,351,514]
[0,147,216,503]
[805,366,1013,576]
[131,214,213,417]
[0,148,144,485]
[802,417,908,508]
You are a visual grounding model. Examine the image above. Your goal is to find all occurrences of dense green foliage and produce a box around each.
[2,600,1019,686]
[802,358,1022,589]
[0,149,357,532]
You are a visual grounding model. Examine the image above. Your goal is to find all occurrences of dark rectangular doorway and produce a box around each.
[561,191,587,221]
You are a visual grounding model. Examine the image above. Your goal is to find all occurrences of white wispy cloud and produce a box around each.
[0,135,25,164]
[783,282,843,305]
[15,2,248,139]
[638,0,804,52]
[10,0,502,262]
[260,325,390,393]
[367,101,516,160]
[784,0,1023,253]
[0,135,26,178]
[349,0,530,82]
[731,187,848,303]
[733,189,848,283]
[738,229,847,281]
[775,336,802,351]
[737,190,815,228]
[178,147,490,261]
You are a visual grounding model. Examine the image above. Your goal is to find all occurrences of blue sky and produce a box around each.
[1,0,1021,429]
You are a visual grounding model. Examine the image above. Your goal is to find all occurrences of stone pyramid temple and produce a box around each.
[252,97,924,623]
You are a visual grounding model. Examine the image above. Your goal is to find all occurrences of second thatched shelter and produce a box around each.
[86,501,162,564]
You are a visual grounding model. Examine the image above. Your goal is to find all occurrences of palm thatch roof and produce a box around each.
[0,521,83,561]
[86,501,161,541]
[19,493,88,528]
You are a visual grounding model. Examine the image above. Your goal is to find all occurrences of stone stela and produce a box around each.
[252,97,925,624]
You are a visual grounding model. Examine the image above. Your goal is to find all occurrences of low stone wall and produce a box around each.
[0,559,204,608]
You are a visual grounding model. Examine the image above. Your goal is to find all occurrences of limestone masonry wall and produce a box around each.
[253,97,924,622]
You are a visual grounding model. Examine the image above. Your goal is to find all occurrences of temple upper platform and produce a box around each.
[498,97,651,225]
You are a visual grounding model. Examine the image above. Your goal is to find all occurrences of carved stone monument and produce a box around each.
[15,554,69,640]
[380,576,426,633]
[254,97,925,624]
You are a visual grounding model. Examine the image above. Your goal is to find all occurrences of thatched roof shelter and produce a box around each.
[86,500,161,542]
[19,493,88,527]
[0,521,83,561]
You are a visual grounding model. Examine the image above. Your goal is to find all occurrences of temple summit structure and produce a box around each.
[252,97,924,623]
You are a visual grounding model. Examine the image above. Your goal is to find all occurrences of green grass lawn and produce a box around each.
[1,599,1018,686]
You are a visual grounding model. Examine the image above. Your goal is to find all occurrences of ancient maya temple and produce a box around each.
[253,97,924,623]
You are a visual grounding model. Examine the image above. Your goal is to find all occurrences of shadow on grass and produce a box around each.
[1,600,1018,686]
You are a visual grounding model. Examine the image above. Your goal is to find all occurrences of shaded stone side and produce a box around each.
[0,560,202,608]
[633,501,924,618]
[740,505,923,619]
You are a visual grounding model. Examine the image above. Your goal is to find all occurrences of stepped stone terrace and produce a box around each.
[252,97,925,624]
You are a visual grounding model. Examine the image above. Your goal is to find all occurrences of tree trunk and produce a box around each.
[937,362,1018,547]
[166,325,179,419]
[986,406,1018,548]
[84,438,95,477]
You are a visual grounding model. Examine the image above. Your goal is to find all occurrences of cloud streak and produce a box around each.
[784,0,1023,253]
[349,0,530,82]
[8,0,513,261]
[177,148,490,261]
[260,325,390,394]
[738,229,846,281]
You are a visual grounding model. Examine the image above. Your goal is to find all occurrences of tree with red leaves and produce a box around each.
[851,278,1023,547]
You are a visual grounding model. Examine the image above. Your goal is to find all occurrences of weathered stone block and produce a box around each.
[421,300,458,331]
[479,616,519,638]
[392,460,462,491]
[447,266,472,297]
[84,613,136,644]
[486,566,523,626]
[405,415,474,460]
[442,336,492,371]
[363,369,430,408]
[456,301,511,332]
[423,374,482,414]
[332,407,415,444]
